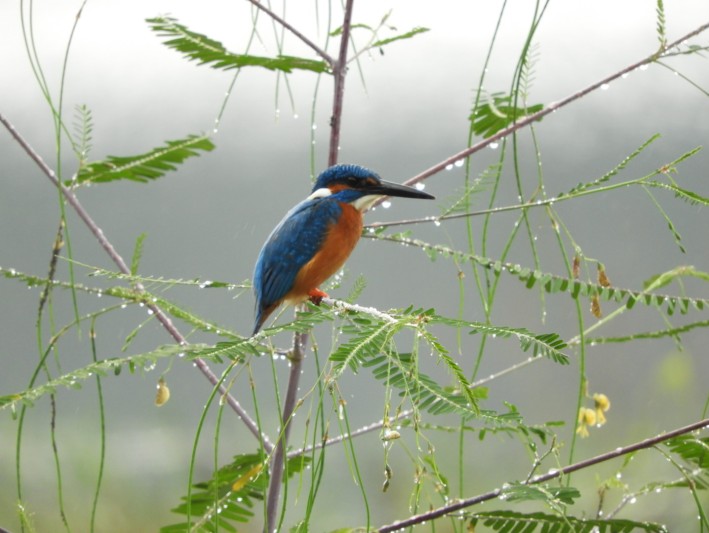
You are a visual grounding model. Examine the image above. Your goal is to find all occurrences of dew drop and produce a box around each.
[601,83,610,90]
[415,182,425,191]
[489,142,499,150]
[445,164,454,171]
[454,159,464,168]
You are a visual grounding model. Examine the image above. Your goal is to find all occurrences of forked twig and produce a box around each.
[0,112,274,454]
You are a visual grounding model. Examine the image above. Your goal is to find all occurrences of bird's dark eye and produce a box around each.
[347,176,359,186]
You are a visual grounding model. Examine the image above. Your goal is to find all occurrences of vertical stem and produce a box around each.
[265,1,355,529]
[328,0,355,166]
[265,331,308,532]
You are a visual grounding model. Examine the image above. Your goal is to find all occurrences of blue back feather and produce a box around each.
[252,164,380,334]
[253,196,343,332]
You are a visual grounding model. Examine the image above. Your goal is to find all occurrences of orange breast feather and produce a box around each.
[288,202,363,302]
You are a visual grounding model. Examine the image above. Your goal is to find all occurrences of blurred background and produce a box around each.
[1,1,708,531]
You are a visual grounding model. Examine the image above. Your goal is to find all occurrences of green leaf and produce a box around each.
[0,344,196,411]
[431,316,570,365]
[162,453,310,532]
[371,27,430,48]
[656,0,667,47]
[367,234,709,317]
[643,266,709,291]
[131,233,147,275]
[665,435,709,469]
[470,92,544,138]
[559,134,661,198]
[72,103,93,165]
[363,352,484,418]
[439,164,499,217]
[645,180,709,206]
[73,135,215,185]
[329,316,402,376]
[499,482,580,508]
[469,509,667,532]
[587,319,709,345]
[148,16,329,73]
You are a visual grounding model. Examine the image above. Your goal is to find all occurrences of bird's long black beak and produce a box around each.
[370,179,435,200]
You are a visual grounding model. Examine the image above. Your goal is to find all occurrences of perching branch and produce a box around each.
[377,417,709,532]
[0,111,274,455]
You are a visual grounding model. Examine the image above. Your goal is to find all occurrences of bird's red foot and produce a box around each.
[307,288,329,306]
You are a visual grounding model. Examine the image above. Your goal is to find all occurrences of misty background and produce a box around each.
[1,1,708,531]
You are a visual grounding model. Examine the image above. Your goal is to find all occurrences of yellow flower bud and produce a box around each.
[576,407,596,438]
[593,393,610,426]
[155,377,170,407]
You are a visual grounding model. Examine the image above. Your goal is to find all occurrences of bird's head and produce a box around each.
[309,164,434,211]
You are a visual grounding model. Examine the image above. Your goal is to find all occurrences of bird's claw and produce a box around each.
[307,288,329,306]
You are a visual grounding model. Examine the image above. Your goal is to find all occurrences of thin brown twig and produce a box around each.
[377,417,709,532]
[264,1,355,529]
[370,20,709,208]
[328,0,355,166]
[265,328,309,532]
[244,0,335,66]
[0,111,274,454]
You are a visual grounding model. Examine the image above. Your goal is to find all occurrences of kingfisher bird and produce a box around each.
[252,164,434,335]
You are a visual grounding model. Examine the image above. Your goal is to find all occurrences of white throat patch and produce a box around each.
[306,187,332,200]
[352,194,383,212]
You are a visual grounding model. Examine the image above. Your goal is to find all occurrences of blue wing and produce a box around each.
[253,196,342,333]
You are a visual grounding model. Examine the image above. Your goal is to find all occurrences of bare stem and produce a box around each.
[264,330,308,533]
[328,0,355,166]
[377,417,709,532]
[0,112,273,454]
[263,1,355,529]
